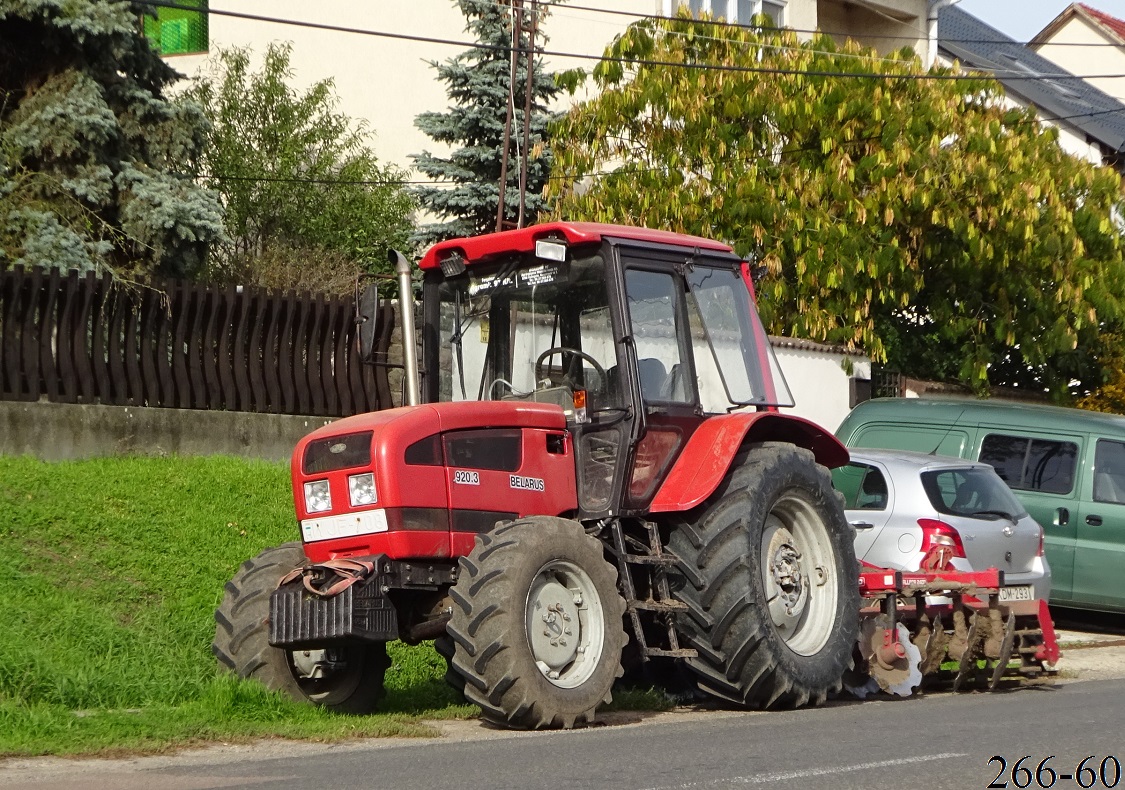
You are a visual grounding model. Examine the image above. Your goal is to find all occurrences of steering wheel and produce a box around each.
[534,347,607,394]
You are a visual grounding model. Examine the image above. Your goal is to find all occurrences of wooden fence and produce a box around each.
[0,266,398,417]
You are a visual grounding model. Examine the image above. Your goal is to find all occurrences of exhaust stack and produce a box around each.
[389,249,420,407]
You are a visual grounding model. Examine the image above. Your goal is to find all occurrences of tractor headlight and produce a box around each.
[348,473,377,507]
[303,480,332,513]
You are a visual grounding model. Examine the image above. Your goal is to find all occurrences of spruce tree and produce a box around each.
[0,0,223,277]
[412,0,564,245]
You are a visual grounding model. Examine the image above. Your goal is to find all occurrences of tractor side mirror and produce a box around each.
[357,283,379,363]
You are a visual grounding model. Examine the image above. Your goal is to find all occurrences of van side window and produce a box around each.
[979,434,1077,495]
[1094,440,1125,505]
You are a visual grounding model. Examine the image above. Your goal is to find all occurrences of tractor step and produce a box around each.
[607,518,696,661]
[641,647,697,658]
[629,599,689,613]
[625,554,678,567]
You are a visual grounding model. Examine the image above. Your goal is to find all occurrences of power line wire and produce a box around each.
[190,101,1125,191]
[143,1,1125,83]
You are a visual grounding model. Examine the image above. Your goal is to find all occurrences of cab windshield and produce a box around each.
[426,246,795,414]
[431,252,621,416]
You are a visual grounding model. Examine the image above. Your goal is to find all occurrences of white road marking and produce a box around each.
[640,752,969,789]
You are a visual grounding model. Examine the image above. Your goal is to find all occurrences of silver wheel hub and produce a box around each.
[525,560,605,688]
[766,527,808,632]
[291,648,340,680]
[529,581,581,672]
[760,496,840,656]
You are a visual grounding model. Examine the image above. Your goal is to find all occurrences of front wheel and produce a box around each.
[446,517,628,729]
[213,543,390,714]
[668,443,859,708]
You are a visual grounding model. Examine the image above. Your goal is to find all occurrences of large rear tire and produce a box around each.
[213,542,390,714]
[446,517,628,729]
[667,443,859,708]
[434,634,465,696]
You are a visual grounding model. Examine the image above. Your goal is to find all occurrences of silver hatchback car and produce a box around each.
[833,448,1051,602]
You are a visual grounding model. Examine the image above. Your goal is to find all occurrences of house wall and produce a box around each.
[816,0,926,58]
[1037,111,1114,165]
[1032,15,1125,103]
[166,0,930,177]
[773,344,871,431]
[169,1,658,176]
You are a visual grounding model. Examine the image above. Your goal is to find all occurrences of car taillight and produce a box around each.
[918,518,966,559]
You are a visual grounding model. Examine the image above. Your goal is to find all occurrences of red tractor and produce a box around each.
[214,222,860,729]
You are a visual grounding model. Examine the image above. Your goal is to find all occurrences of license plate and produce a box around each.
[301,509,388,542]
[999,585,1034,602]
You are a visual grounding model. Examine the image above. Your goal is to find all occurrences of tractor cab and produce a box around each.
[417,222,795,519]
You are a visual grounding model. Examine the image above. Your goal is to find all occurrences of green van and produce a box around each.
[836,398,1125,613]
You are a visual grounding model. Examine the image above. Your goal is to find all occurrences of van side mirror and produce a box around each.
[357,283,379,363]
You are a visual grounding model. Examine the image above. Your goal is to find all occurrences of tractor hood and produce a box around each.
[291,401,576,563]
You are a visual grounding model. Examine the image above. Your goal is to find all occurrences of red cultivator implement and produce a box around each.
[850,561,1060,697]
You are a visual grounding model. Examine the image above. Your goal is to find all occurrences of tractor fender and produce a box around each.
[647,412,849,513]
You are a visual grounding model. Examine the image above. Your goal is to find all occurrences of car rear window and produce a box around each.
[920,467,1027,520]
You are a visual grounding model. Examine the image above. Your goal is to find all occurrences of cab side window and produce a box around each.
[979,433,1077,495]
[1094,440,1125,505]
[624,269,691,404]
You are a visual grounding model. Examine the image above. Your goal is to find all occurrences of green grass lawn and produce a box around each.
[0,455,479,757]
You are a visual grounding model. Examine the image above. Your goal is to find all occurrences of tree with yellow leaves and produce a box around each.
[548,13,1125,398]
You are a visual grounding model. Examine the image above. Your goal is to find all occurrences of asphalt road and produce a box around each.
[8,676,1125,790]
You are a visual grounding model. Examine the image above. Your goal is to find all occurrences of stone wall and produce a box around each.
[0,401,334,462]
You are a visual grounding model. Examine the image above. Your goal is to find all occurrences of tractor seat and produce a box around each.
[637,358,668,401]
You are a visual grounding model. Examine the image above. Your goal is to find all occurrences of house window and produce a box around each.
[669,0,786,26]
[143,0,208,56]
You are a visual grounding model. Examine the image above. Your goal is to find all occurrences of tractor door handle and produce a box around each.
[1056,507,1069,526]
[1086,515,1103,527]
[850,521,875,531]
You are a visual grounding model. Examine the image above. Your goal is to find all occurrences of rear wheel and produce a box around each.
[434,634,465,696]
[213,543,390,714]
[668,443,859,708]
[446,517,628,729]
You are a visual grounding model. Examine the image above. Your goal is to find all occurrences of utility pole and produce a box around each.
[517,0,540,228]
[495,0,523,232]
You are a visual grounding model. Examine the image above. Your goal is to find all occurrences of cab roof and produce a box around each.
[418,221,736,270]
